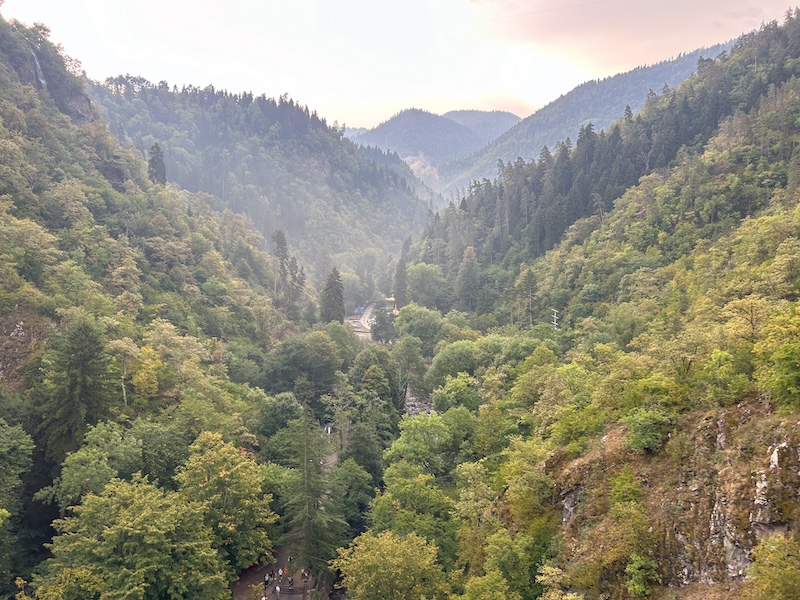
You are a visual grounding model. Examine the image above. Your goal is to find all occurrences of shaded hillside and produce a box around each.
[442,109,521,145]
[89,78,428,280]
[440,42,732,192]
[343,126,368,139]
[356,144,442,206]
[353,108,484,166]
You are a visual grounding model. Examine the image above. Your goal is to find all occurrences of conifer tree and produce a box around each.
[147,142,166,185]
[283,410,346,573]
[320,266,344,324]
[37,315,116,463]
[456,246,480,312]
[393,259,408,309]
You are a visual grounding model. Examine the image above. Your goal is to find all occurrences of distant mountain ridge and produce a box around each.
[439,42,733,192]
[352,108,521,192]
[442,109,522,145]
[353,108,485,165]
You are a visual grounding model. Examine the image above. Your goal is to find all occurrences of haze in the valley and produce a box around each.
[1,0,789,126]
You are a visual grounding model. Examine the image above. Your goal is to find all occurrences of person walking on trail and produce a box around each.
[275,585,281,598]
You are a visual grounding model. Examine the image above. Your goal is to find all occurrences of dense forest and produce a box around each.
[88,75,429,283]
[440,42,733,193]
[3,5,800,600]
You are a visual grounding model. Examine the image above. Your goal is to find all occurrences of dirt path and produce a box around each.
[231,546,316,600]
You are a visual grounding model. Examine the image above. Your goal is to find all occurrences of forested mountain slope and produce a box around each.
[348,12,800,600]
[5,6,800,600]
[443,109,522,145]
[352,108,521,193]
[89,78,428,280]
[407,21,798,314]
[0,13,349,597]
[440,42,732,193]
[353,108,485,165]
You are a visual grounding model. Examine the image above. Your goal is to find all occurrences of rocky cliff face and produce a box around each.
[657,400,800,587]
[554,396,800,593]
[0,311,51,391]
[0,20,93,124]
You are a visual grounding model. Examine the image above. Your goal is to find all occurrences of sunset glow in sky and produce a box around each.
[1,0,791,127]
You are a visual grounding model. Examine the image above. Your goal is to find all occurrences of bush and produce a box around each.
[624,553,662,597]
[621,407,674,454]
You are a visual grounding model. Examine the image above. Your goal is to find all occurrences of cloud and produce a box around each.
[475,0,790,71]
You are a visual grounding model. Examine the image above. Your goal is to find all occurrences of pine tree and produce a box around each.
[272,229,289,296]
[37,315,116,462]
[320,266,345,323]
[456,246,480,312]
[282,410,347,573]
[147,142,167,185]
[393,259,408,309]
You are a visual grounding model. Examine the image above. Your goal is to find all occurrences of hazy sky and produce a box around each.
[1,0,791,128]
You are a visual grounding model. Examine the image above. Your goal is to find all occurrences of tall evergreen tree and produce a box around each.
[37,316,116,463]
[272,229,289,296]
[456,246,480,312]
[393,259,408,309]
[282,410,347,573]
[320,266,345,324]
[147,142,167,185]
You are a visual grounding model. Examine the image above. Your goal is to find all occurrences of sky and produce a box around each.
[1,0,791,128]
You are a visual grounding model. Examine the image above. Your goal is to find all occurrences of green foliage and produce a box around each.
[407,262,448,309]
[330,458,374,539]
[484,529,550,600]
[370,461,457,567]
[0,418,34,591]
[147,143,166,185]
[331,530,449,600]
[280,411,347,573]
[425,340,479,392]
[760,338,800,410]
[35,422,142,511]
[460,569,522,600]
[383,409,475,479]
[624,554,662,598]
[395,303,443,357]
[608,466,642,507]
[174,432,277,577]
[320,266,345,323]
[91,76,427,279]
[432,372,482,413]
[36,314,116,463]
[456,246,481,312]
[8,9,800,599]
[393,258,408,308]
[441,43,731,192]
[743,532,800,600]
[621,407,674,454]
[34,477,228,599]
[391,335,427,401]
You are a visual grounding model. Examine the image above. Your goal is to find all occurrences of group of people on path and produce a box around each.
[262,557,311,598]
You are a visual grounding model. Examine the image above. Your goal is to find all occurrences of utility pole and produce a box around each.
[551,308,560,330]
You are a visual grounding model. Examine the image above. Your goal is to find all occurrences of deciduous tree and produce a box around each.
[34,477,228,599]
[175,432,277,576]
[331,530,448,600]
